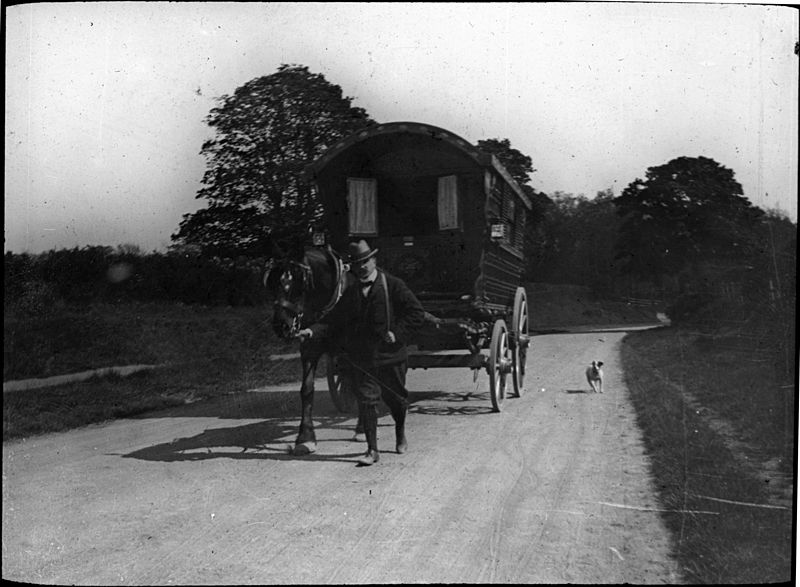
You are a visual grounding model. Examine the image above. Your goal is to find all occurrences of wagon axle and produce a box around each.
[489,355,513,375]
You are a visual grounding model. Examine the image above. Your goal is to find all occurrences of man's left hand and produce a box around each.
[383,331,396,344]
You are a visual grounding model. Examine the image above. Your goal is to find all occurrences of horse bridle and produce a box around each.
[271,261,307,336]
[264,246,348,338]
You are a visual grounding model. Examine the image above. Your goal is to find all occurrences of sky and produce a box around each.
[5,1,798,254]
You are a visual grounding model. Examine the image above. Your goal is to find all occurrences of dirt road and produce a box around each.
[3,328,683,584]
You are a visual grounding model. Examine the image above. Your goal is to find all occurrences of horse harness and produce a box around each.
[265,246,348,338]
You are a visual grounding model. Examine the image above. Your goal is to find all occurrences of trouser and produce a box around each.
[354,362,408,408]
[353,362,409,451]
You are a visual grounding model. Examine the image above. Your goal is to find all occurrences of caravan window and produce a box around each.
[437,175,459,230]
[347,178,377,235]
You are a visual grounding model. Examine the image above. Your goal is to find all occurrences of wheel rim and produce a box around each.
[489,320,509,412]
[511,289,528,397]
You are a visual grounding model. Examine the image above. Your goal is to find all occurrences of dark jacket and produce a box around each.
[309,269,425,366]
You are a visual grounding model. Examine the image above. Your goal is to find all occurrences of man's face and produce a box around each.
[352,255,376,280]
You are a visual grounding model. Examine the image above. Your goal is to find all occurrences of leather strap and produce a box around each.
[316,246,346,320]
[380,271,391,335]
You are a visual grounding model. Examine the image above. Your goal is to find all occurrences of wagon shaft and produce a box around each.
[407,352,487,370]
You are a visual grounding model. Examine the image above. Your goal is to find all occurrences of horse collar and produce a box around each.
[316,249,346,321]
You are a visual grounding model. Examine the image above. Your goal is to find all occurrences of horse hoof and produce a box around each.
[292,442,317,456]
[396,437,408,454]
[352,432,366,442]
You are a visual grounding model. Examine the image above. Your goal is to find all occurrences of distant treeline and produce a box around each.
[4,246,267,312]
[5,194,796,327]
[525,192,796,304]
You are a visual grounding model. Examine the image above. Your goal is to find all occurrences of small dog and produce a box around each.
[586,361,604,393]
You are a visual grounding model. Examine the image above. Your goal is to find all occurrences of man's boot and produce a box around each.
[357,404,380,466]
[395,405,408,454]
[352,410,366,442]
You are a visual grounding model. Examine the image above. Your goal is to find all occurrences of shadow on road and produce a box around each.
[128,387,498,421]
[118,388,499,463]
[117,417,369,463]
[408,389,506,416]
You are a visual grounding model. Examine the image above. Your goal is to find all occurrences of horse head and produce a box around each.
[264,251,313,340]
[263,246,350,341]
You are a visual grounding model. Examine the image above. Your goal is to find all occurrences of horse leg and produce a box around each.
[293,353,319,455]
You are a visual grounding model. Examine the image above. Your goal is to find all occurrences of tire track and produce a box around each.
[503,393,587,583]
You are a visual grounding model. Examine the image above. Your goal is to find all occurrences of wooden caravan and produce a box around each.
[304,122,533,411]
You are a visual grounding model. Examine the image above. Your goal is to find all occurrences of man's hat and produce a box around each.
[346,239,379,263]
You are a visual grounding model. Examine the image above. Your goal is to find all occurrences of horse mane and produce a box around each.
[303,247,329,293]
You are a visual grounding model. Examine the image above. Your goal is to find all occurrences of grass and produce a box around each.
[4,301,296,381]
[3,302,302,440]
[620,324,794,584]
[527,283,659,329]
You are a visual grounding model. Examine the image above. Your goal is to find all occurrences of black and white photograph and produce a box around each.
[4,2,797,584]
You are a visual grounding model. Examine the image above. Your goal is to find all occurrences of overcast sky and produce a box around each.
[5,1,798,254]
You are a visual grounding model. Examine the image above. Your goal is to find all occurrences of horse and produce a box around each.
[263,245,365,455]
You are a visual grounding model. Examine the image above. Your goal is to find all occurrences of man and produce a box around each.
[298,240,425,466]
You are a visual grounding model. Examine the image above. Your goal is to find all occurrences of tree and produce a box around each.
[476,138,537,188]
[528,190,620,290]
[172,64,375,257]
[746,208,796,302]
[613,156,764,281]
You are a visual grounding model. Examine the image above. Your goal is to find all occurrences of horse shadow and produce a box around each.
[118,415,371,463]
[118,385,501,463]
[565,389,592,394]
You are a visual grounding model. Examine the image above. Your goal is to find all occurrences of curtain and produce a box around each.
[437,175,459,230]
[347,178,377,235]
